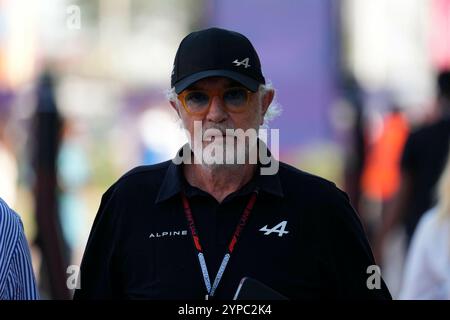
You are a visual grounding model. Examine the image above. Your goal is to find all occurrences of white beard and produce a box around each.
[191,130,258,170]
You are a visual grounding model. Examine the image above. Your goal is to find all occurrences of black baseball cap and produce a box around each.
[171,27,266,94]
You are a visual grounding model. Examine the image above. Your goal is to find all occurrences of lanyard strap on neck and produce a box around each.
[181,191,258,298]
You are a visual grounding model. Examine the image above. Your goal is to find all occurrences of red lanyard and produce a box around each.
[181,191,258,299]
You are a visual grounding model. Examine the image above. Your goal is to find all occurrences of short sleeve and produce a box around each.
[325,186,392,299]
[73,185,122,299]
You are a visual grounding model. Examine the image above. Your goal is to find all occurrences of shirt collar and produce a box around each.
[155,142,284,204]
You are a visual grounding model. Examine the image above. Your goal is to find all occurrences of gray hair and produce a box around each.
[165,81,282,128]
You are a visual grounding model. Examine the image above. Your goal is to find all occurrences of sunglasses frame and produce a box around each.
[177,86,253,116]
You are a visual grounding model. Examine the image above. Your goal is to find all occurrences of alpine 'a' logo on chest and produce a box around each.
[259,221,289,237]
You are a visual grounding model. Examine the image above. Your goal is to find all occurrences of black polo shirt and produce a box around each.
[74,148,392,300]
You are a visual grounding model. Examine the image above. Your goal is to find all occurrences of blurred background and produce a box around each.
[0,0,449,299]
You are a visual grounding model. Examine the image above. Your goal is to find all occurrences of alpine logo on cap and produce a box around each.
[232,58,251,68]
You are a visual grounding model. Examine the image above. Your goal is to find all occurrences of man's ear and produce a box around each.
[170,100,181,117]
[260,89,274,125]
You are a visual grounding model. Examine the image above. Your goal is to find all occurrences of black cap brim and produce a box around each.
[174,69,261,94]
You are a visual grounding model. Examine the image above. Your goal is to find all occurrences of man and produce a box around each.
[374,70,450,261]
[74,27,391,300]
[0,197,39,299]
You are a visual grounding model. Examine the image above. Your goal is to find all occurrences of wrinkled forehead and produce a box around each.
[186,76,246,91]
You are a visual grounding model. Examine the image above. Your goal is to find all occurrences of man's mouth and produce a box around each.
[203,131,234,139]
[204,134,226,141]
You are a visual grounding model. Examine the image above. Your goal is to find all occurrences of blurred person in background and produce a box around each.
[31,71,69,299]
[374,70,450,263]
[0,197,39,299]
[74,27,391,300]
[399,148,450,299]
[360,106,409,242]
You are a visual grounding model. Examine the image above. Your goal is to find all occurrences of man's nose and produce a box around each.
[205,95,228,123]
